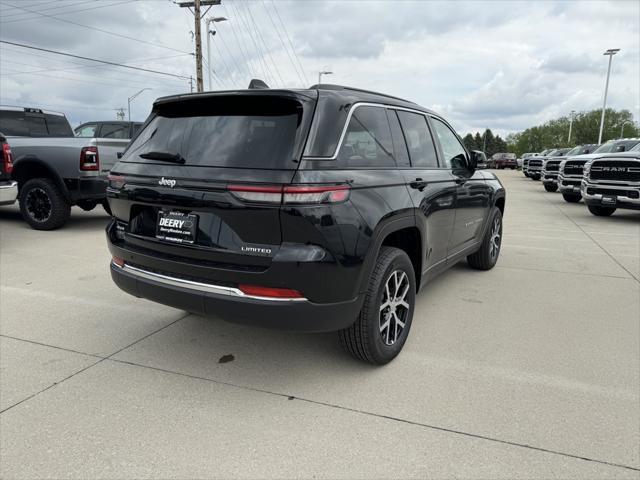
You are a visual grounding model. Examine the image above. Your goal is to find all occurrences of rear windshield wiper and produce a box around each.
[139,151,186,164]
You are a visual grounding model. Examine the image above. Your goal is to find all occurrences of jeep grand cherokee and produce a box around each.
[106,84,505,364]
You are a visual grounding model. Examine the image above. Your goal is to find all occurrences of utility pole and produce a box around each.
[567,110,575,144]
[177,1,221,93]
[205,16,227,90]
[598,48,620,144]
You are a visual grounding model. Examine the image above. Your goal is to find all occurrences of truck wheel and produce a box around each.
[102,200,112,216]
[531,174,540,181]
[562,193,581,203]
[339,246,415,365]
[588,205,616,217]
[77,200,97,211]
[19,178,70,230]
[467,207,502,270]
[524,172,530,178]
[544,184,558,192]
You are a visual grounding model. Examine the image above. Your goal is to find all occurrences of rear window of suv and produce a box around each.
[124,96,303,169]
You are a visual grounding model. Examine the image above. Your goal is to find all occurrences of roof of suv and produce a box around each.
[154,84,430,114]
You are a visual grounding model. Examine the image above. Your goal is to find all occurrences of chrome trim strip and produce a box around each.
[113,262,308,302]
[303,102,441,161]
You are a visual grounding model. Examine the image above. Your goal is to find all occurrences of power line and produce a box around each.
[271,0,308,85]
[211,20,248,84]
[0,40,192,81]
[220,1,256,81]
[0,1,190,56]
[0,0,97,21]
[261,0,304,87]
[245,3,285,86]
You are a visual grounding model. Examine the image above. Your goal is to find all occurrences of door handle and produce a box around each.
[409,178,428,191]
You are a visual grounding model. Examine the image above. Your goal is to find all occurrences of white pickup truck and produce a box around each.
[0,106,133,230]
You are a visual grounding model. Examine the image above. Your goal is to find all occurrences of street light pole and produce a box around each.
[205,16,227,91]
[318,70,333,84]
[567,110,575,144]
[598,48,620,144]
[620,120,633,139]
[127,88,151,122]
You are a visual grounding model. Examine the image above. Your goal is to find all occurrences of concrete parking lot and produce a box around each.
[0,170,638,479]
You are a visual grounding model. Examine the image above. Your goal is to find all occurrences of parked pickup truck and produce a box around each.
[582,142,640,216]
[0,132,17,206]
[0,106,129,229]
[523,150,550,177]
[558,139,640,203]
[541,146,598,192]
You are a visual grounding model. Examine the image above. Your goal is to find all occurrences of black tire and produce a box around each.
[467,207,502,270]
[339,246,416,365]
[77,200,97,211]
[531,174,541,181]
[524,172,530,178]
[588,205,616,216]
[102,200,113,216]
[18,178,70,230]
[544,183,558,192]
[562,193,581,203]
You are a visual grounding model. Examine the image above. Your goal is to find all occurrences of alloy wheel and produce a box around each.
[489,216,502,260]
[25,187,52,222]
[379,270,410,346]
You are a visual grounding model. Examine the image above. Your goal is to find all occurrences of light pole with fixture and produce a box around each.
[127,88,151,122]
[205,16,227,91]
[318,70,333,84]
[597,48,620,144]
[567,110,575,144]
[620,120,634,139]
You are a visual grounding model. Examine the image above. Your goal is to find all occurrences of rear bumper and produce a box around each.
[581,180,640,210]
[0,180,18,206]
[110,261,362,332]
[65,177,107,202]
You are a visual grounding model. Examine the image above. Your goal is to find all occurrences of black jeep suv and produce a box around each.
[106,85,505,364]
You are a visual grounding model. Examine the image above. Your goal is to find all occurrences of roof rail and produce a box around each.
[308,83,416,104]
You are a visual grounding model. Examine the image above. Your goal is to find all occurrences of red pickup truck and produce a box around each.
[489,153,518,169]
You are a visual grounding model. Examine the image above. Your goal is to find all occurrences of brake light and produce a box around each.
[80,146,99,171]
[238,284,303,299]
[228,184,350,204]
[107,174,125,189]
[2,142,13,174]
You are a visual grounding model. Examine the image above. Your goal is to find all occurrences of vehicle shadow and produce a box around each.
[0,206,111,231]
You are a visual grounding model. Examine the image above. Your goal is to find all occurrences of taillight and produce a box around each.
[80,146,99,171]
[238,284,303,299]
[228,184,350,204]
[107,174,125,189]
[2,142,13,174]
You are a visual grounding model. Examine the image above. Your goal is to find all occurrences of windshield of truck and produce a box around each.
[125,96,303,169]
[593,141,640,154]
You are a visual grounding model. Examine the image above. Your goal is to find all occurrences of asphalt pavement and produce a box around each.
[1,169,638,479]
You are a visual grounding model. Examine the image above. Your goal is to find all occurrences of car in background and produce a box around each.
[75,121,142,139]
[0,132,17,207]
[0,106,130,230]
[472,150,488,168]
[541,146,597,192]
[489,152,517,169]
[582,141,640,216]
[558,139,640,203]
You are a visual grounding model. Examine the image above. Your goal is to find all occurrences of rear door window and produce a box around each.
[99,123,130,139]
[396,111,438,168]
[125,96,303,169]
[336,106,395,167]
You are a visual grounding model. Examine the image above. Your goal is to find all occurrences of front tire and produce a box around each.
[562,193,581,203]
[467,207,502,270]
[588,205,616,216]
[339,246,416,365]
[19,178,70,230]
[531,174,541,181]
[544,183,558,192]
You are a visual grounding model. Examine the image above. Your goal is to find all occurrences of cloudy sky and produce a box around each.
[1,0,638,137]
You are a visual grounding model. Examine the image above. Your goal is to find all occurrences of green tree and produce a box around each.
[474,132,483,151]
[462,133,477,151]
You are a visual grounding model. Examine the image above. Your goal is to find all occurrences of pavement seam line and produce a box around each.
[495,264,630,280]
[107,357,640,473]
[539,194,639,283]
[0,334,105,360]
[0,312,190,415]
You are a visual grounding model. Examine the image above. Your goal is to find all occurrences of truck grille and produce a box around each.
[589,160,640,182]
[529,159,543,168]
[563,161,585,176]
[545,161,560,172]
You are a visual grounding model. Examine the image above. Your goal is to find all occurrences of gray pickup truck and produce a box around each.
[0,106,131,230]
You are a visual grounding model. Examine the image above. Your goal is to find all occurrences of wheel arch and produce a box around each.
[12,156,70,201]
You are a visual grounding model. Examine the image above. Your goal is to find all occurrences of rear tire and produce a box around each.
[339,246,416,365]
[467,207,502,270]
[588,205,616,216]
[18,178,70,230]
[544,184,558,192]
[562,193,581,203]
